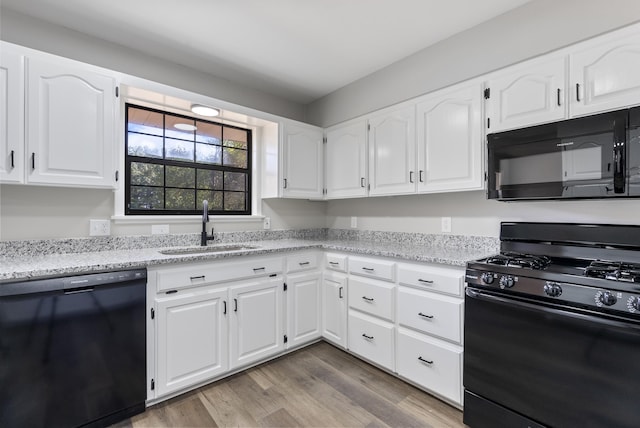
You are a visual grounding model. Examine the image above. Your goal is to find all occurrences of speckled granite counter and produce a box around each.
[0,230,499,282]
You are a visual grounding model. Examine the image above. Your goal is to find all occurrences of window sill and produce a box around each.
[111,215,265,225]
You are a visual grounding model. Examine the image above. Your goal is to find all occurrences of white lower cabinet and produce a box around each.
[348,310,394,371]
[397,286,463,343]
[286,271,322,349]
[230,277,284,369]
[396,327,463,405]
[321,271,348,348]
[155,286,228,397]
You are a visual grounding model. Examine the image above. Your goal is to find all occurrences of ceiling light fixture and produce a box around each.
[174,123,197,131]
[191,104,220,117]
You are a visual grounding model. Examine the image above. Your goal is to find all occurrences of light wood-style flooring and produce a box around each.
[114,341,464,427]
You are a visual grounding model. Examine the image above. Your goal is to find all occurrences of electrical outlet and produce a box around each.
[263,217,271,230]
[350,216,357,228]
[89,219,111,236]
[152,224,170,235]
[441,217,452,233]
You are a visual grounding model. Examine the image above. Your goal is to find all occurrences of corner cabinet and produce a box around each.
[367,105,417,196]
[25,55,118,188]
[285,252,322,349]
[322,253,349,348]
[416,82,483,193]
[281,121,324,198]
[0,47,24,184]
[325,120,368,198]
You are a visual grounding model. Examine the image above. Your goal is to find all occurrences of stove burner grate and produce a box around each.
[485,252,551,270]
[584,261,640,282]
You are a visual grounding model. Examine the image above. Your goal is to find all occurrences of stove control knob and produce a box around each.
[481,272,495,284]
[599,291,617,306]
[630,296,640,311]
[544,282,563,297]
[499,275,515,288]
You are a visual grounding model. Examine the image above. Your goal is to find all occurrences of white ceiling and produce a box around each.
[2,0,531,104]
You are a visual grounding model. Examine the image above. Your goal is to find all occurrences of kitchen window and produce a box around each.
[125,104,252,215]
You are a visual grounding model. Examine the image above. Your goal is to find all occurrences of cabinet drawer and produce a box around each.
[348,277,394,321]
[154,256,283,292]
[397,287,462,343]
[348,311,394,371]
[325,253,347,272]
[397,263,463,297]
[287,252,319,273]
[349,256,395,282]
[396,328,462,405]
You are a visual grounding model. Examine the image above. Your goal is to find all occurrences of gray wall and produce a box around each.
[307,0,640,127]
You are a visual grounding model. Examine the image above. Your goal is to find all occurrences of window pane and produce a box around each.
[128,107,163,136]
[130,186,164,210]
[223,147,247,168]
[131,162,164,186]
[165,138,194,162]
[127,133,163,158]
[165,115,196,141]
[224,172,246,191]
[196,190,223,210]
[166,165,195,188]
[196,143,222,164]
[224,191,246,211]
[197,169,223,190]
[224,128,248,149]
[165,189,195,210]
[196,122,222,145]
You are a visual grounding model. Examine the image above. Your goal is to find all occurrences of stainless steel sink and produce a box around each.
[159,245,260,255]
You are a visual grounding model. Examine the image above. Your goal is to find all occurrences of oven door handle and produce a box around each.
[466,287,640,330]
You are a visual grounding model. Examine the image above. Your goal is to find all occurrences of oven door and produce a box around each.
[464,286,640,428]
[487,109,628,200]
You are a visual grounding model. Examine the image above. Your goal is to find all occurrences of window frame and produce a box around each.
[124,103,252,216]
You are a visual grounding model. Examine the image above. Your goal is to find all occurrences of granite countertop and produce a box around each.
[0,235,496,282]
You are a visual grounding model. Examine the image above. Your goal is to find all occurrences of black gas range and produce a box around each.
[464,222,640,428]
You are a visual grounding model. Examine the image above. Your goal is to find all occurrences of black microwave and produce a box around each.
[487,106,640,200]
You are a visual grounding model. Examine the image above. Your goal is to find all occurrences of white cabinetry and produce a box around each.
[325,120,368,198]
[367,105,416,196]
[570,25,640,116]
[0,47,24,183]
[416,82,483,193]
[322,253,348,348]
[286,252,322,349]
[485,55,567,133]
[155,286,228,397]
[281,121,324,198]
[25,55,117,188]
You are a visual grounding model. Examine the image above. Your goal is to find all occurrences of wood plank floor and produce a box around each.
[114,341,464,428]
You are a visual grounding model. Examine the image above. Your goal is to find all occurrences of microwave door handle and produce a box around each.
[613,118,626,194]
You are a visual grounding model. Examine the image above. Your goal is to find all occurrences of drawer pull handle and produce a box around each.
[418,356,433,365]
[362,267,375,272]
[329,261,339,265]
[362,334,374,340]
[234,298,238,312]
[165,290,178,295]
[298,261,310,266]
[418,312,434,319]
[362,296,374,302]
[190,275,206,281]
[253,267,266,272]
[339,286,343,299]
[418,279,434,284]
[223,300,227,315]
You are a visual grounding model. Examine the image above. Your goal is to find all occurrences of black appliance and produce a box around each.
[464,223,640,428]
[487,106,640,200]
[0,269,147,428]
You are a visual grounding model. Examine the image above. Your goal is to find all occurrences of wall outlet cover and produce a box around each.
[89,219,111,236]
[441,217,452,233]
[152,224,170,235]
[350,216,357,228]
[263,217,271,230]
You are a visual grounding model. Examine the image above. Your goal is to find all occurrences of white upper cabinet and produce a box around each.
[570,25,640,117]
[416,82,483,193]
[0,48,24,184]
[325,120,368,199]
[367,105,417,196]
[281,121,324,198]
[485,55,567,133]
[26,56,118,188]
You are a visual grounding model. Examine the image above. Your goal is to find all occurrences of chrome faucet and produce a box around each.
[201,200,215,246]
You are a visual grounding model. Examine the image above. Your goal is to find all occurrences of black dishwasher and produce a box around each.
[0,269,147,428]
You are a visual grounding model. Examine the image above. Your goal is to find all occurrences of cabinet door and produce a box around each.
[155,288,228,397]
[26,56,117,188]
[570,27,640,116]
[367,106,417,196]
[286,271,321,348]
[230,277,284,369]
[325,120,368,198]
[281,122,324,198]
[0,48,24,183]
[416,83,483,193]
[486,55,566,132]
[322,272,347,348]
